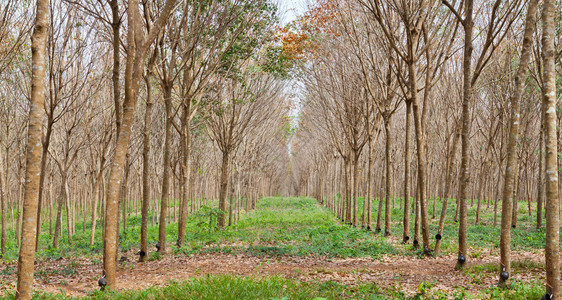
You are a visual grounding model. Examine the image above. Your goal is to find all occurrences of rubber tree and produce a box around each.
[36,1,86,249]
[140,45,158,262]
[434,122,460,255]
[442,0,524,269]
[0,168,5,255]
[498,0,538,287]
[103,0,176,287]
[536,123,543,229]
[86,116,112,247]
[349,13,401,235]
[359,0,458,253]
[175,0,266,247]
[541,0,560,297]
[307,77,352,225]
[16,0,49,298]
[155,19,181,256]
[309,49,370,226]
[66,0,123,249]
[206,72,283,228]
[51,109,87,248]
[363,113,381,229]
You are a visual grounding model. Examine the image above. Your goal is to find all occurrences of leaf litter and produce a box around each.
[0,248,548,298]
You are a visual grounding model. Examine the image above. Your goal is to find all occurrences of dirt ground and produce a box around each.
[0,247,546,298]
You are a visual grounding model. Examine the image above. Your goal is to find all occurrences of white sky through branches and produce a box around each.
[277,0,308,24]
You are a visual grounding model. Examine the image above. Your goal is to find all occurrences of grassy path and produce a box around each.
[192,197,395,258]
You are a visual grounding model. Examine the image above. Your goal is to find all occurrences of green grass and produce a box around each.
[0,197,395,261]
[0,195,553,262]
[183,197,396,258]
[0,275,546,299]
[0,205,177,261]
[480,280,544,299]
[0,195,553,261]
[347,195,555,255]
[0,275,389,299]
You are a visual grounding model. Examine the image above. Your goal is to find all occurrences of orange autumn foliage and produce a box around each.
[278,0,342,62]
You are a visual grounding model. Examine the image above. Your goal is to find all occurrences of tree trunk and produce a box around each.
[536,124,544,229]
[218,150,230,228]
[365,128,377,230]
[541,0,559,297]
[456,0,474,270]
[498,0,537,285]
[0,171,6,255]
[343,155,352,224]
[121,159,130,234]
[403,102,411,243]
[35,118,53,250]
[90,176,101,246]
[408,61,430,254]
[158,85,173,254]
[16,188,21,246]
[352,151,359,227]
[110,0,121,139]
[366,146,373,229]
[53,174,67,249]
[413,179,420,248]
[493,173,501,226]
[82,187,87,234]
[361,164,368,228]
[475,160,489,225]
[48,177,52,236]
[64,174,72,244]
[376,172,384,233]
[103,0,177,285]
[383,116,392,236]
[475,165,485,225]
[16,0,49,297]
[141,55,156,258]
[228,171,235,226]
[511,164,520,228]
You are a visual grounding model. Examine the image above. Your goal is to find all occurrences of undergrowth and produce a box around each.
[0,196,553,299]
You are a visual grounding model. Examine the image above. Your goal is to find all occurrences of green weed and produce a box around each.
[1,275,387,300]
